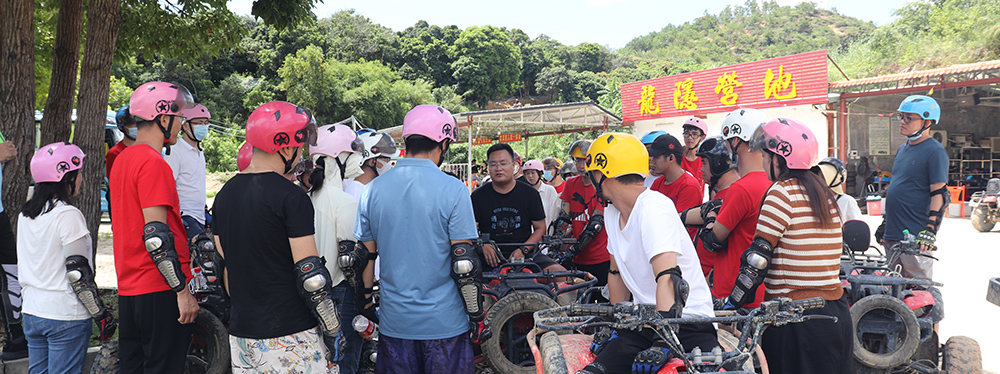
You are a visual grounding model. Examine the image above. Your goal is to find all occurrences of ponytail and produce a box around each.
[308,157,326,195]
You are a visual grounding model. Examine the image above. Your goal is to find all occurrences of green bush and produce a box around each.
[203,131,243,173]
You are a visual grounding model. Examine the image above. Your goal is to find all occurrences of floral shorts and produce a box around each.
[230,327,331,374]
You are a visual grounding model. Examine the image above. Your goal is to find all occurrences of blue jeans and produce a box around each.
[23,313,92,374]
[330,280,362,374]
[181,215,206,241]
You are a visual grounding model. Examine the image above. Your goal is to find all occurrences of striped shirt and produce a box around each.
[757,179,844,301]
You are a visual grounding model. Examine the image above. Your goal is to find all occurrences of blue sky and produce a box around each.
[226,0,912,49]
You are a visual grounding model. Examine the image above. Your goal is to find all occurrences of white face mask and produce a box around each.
[375,158,393,176]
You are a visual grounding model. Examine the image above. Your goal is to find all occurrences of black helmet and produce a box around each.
[696,135,736,179]
[818,157,847,194]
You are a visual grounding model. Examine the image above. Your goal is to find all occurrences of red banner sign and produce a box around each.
[621,50,829,122]
[498,134,522,143]
[472,137,493,145]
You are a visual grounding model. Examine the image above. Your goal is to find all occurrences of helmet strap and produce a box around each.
[278,149,297,174]
[334,155,348,180]
[905,121,932,142]
[364,159,380,177]
[159,115,176,156]
[587,172,609,206]
[184,123,204,151]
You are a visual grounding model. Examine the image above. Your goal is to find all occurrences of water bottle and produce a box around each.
[902,229,915,243]
[188,267,208,292]
[353,314,379,340]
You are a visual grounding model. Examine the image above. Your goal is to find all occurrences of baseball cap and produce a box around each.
[646,134,684,158]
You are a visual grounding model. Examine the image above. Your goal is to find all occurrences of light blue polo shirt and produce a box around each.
[355,157,478,340]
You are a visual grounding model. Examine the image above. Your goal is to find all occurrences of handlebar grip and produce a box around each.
[568,304,615,317]
[790,297,826,311]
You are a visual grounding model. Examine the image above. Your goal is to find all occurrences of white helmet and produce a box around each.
[359,132,401,161]
[720,108,768,143]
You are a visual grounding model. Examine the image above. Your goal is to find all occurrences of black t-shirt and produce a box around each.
[212,172,317,339]
[471,181,545,256]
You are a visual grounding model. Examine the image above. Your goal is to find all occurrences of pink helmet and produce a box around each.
[245,101,317,154]
[523,159,543,172]
[749,117,818,170]
[237,142,252,171]
[31,142,85,183]
[311,124,363,158]
[402,105,457,143]
[182,104,211,120]
[683,117,709,135]
[129,81,195,122]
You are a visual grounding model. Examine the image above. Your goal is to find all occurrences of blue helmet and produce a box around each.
[897,95,940,123]
[357,128,377,136]
[115,106,136,140]
[640,130,668,145]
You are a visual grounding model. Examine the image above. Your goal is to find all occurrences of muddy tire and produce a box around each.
[971,207,995,232]
[185,309,230,374]
[941,336,982,374]
[539,331,569,374]
[91,339,120,374]
[988,277,1000,307]
[851,295,920,369]
[483,291,561,374]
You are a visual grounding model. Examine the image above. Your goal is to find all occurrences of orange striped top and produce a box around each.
[756,179,844,301]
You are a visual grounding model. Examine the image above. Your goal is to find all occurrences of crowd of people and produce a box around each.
[9,78,950,374]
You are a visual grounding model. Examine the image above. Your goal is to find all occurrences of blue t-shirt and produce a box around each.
[355,158,478,340]
[884,138,948,241]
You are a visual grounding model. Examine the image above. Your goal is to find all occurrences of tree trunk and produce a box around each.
[40,0,83,146]
[0,0,36,229]
[75,0,121,251]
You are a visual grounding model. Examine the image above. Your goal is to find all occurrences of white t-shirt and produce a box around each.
[604,189,714,319]
[644,174,658,189]
[17,201,92,321]
[343,178,365,202]
[837,194,862,223]
[536,183,561,228]
[164,139,207,225]
[311,168,360,286]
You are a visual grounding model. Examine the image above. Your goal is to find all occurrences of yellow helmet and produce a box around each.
[585,133,649,178]
[569,140,592,159]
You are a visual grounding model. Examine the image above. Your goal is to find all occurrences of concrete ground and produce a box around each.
[91,213,999,372]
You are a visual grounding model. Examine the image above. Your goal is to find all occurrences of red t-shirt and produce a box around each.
[696,187,729,277]
[559,176,609,265]
[681,156,704,186]
[110,144,191,296]
[650,171,704,241]
[551,181,565,194]
[106,141,127,177]
[713,171,771,307]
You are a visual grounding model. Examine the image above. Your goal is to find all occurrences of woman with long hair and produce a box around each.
[19,143,115,374]
[724,118,854,374]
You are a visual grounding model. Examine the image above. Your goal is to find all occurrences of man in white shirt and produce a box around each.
[165,104,210,240]
[578,133,717,374]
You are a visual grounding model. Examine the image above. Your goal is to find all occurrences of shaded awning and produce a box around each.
[830,59,1000,98]
[382,101,622,143]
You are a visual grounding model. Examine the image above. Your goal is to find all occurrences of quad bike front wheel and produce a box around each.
[941,336,982,374]
[851,294,920,369]
[483,291,561,374]
[90,309,229,374]
[971,206,995,232]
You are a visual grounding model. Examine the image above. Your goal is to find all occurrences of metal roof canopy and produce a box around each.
[383,101,622,142]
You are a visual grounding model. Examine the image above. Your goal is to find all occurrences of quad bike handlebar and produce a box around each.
[534,297,833,373]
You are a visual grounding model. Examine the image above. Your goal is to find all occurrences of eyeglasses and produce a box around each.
[188,120,209,126]
[488,161,512,168]
[896,113,922,123]
[683,130,704,138]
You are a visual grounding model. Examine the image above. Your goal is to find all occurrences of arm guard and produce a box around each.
[700,198,723,223]
[926,185,951,234]
[451,242,492,344]
[655,266,689,318]
[142,222,187,292]
[571,213,604,254]
[66,255,117,339]
[337,240,377,316]
[728,238,773,309]
[699,226,727,253]
[294,256,345,361]
[66,255,109,318]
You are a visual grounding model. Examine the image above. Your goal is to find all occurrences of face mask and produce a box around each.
[191,125,209,141]
[375,159,393,176]
[512,164,520,175]
[127,127,138,139]
[543,170,554,181]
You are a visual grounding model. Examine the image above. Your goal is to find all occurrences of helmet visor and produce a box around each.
[296,111,318,147]
[748,125,769,153]
[370,135,399,157]
[349,136,365,153]
[173,83,196,111]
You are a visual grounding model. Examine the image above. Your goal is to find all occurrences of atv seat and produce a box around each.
[843,220,871,253]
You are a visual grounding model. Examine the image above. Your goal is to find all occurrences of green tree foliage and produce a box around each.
[117,0,246,62]
[202,130,243,172]
[619,0,875,71]
[278,45,433,128]
[571,43,612,73]
[319,10,397,63]
[450,25,522,106]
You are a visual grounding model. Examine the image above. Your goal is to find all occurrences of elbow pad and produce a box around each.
[143,222,186,292]
[450,242,485,317]
[728,238,773,308]
[700,199,723,223]
[65,255,108,318]
[927,185,951,233]
[655,266,689,318]
[699,224,727,253]
[294,256,342,336]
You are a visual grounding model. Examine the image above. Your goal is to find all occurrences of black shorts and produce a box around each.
[591,322,719,373]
